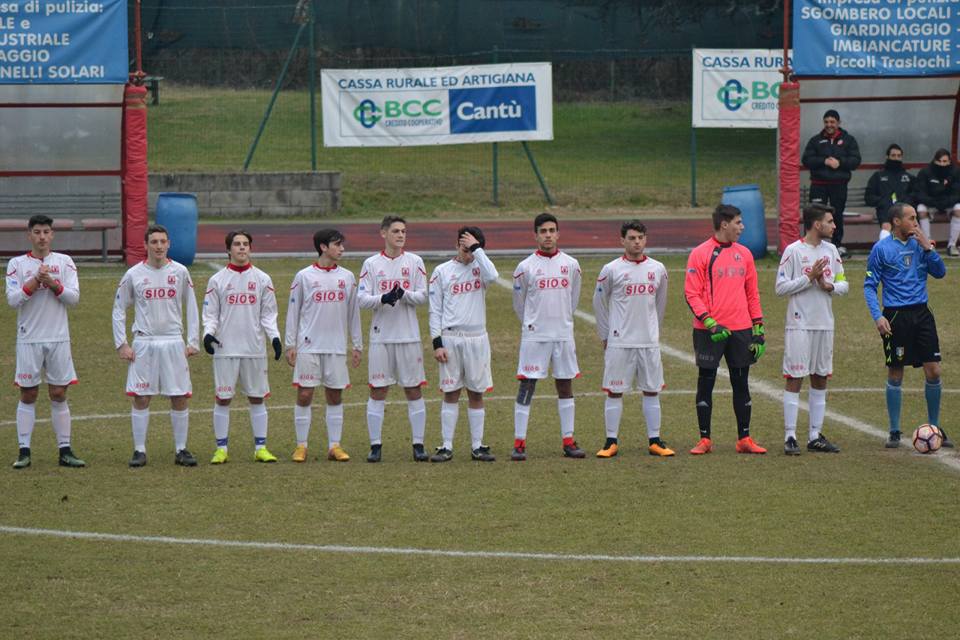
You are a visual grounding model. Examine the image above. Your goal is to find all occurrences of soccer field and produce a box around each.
[2,253,958,639]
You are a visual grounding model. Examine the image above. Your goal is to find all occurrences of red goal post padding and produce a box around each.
[122,83,148,265]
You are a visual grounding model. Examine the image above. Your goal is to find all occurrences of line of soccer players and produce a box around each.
[6,202,950,468]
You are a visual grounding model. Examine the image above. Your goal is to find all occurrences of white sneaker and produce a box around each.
[948,245,959,257]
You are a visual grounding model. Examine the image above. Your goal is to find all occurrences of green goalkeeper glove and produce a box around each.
[749,322,766,362]
[704,317,731,343]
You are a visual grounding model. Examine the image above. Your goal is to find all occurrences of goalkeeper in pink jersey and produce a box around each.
[683,204,767,455]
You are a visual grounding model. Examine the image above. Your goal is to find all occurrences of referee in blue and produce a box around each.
[864,202,951,448]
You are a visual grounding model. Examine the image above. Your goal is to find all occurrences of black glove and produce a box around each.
[203,334,221,355]
[394,283,405,301]
[381,288,399,306]
[272,337,282,361]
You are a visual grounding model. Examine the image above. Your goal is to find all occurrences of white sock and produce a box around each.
[514,403,530,440]
[642,395,662,440]
[213,404,230,450]
[440,402,459,450]
[408,398,426,445]
[950,217,960,247]
[783,390,800,441]
[294,404,312,447]
[604,396,623,439]
[249,403,268,450]
[879,228,891,240]
[920,216,931,238]
[131,407,149,453]
[467,407,485,450]
[326,404,344,448]
[171,409,189,452]
[809,388,827,441]
[558,397,575,439]
[16,401,36,449]
[367,399,384,445]
[50,400,72,448]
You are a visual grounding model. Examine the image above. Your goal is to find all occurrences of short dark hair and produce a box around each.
[145,224,168,241]
[457,226,485,249]
[620,219,646,238]
[712,204,741,230]
[28,215,53,230]
[886,143,903,156]
[889,202,913,221]
[380,215,406,230]
[823,109,840,121]
[534,212,558,231]
[933,148,951,163]
[225,230,252,251]
[802,203,833,232]
[314,228,345,256]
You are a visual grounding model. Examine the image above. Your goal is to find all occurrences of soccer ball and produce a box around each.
[912,424,943,454]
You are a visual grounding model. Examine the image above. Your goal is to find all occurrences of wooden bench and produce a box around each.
[799,185,875,224]
[0,193,121,261]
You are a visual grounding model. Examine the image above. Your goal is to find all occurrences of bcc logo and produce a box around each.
[716,79,780,112]
[353,98,442,128]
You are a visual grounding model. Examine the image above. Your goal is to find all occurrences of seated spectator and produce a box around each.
[914,148,960,256]
[865,144,914,241]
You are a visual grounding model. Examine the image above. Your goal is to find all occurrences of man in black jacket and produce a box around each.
[865,144,914,241]
[802,109,861,256]
[914,148,960,256]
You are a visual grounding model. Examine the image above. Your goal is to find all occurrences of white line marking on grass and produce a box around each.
[1,525,957,566]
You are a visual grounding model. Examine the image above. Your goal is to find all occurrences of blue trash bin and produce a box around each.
[721,184,766,259]
[155,192,198,266]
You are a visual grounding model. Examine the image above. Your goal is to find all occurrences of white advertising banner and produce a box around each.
[692,49,792,129]
[321,62,553,147]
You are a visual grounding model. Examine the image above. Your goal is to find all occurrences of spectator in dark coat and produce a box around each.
[914,148,960,256]
[865,144,914,241]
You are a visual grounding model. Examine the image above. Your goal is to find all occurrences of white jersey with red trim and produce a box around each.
[428,248,499,337]
[357,251,427,344]
[775,239,848,331]
[112,260,200,349]
[5,251,79,344]
[512,250,582,342]
[285,263,362,355]
[593,255,668,348]
[202,263,280,358]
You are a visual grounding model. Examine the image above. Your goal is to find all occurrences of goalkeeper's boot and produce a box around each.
[58,447,86,468]
[648,440,675,457]
[561,439,586,459]
[885,431,901,449]
[327,444,350,462]
[735,436,767,454]
[596,438,619,458]
[689,437,713,455]
[128,450,147,468]
[511,439,527,461]
[412,443,429,462]
[254,447,278,463]
[366,444,382,463]
[12,447,31,469]
[471,445,496,462]
[291,444,308,463]
[784,437,801,456]
[210,447,229,465]
[940,428,954,448]
[175,448,198,467]
[430,447,453,463]
[807,434,840,453]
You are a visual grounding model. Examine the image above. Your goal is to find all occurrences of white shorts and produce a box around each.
[368,342,426,388]
[438,333,493,393]
[15,341,78,387]
[783,329,834,378]
[516,340,580,380]
[126,338,192,397]
[602,346,664,393]
[294,353,350,389]
[214,357,270,399]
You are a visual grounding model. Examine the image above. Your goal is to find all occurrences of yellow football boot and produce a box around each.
[327,444,350,462]
[291,445,308,463]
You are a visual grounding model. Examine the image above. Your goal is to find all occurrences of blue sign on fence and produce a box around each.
[0,0,128,84]
[793,0,960,76]
[449,87,537,134]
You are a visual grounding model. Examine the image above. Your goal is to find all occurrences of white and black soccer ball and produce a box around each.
[912,424,943,454]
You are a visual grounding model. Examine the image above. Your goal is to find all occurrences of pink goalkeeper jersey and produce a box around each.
[684,237,762,331]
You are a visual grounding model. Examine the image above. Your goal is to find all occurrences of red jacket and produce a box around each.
[684,237,762,331]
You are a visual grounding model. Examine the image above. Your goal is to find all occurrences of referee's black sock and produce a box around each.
[696,367,717,438]
[730,366,752,439]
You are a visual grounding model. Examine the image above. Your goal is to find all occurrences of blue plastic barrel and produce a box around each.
[721,184,766,259]
[155,193,198,266]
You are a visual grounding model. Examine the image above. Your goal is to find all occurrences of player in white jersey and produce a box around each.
[112,224,201,468]
[775,204,849,455]
[593,220,675,459]
[357,216,429,462]
[511,213,586,460]
[426,227,498,462]
[285,229,362,463]
[5,215,85,469]
[203,230,282,465]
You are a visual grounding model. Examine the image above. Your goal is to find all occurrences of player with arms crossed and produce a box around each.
[863,202,951,449]
[427,226,498,462]
[684,204,767,455]
[113,224,200,467]
[203,230,282,464]
[511,213,586,460]
[6,215,85,469]
[775,204,848,455]
[285,229,362,462]
[593,220,674,458]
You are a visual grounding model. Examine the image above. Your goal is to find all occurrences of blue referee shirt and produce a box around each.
[864,235,946,321]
